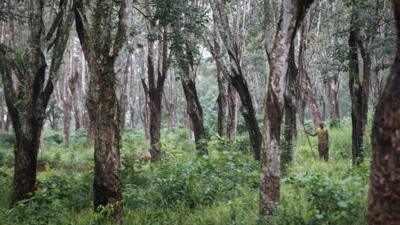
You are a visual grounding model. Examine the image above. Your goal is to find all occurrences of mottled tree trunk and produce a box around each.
[283,43,298,166]
[368,2,400,223]
[214,34,228,137]
[163,71,177,132]
[74,0,128,219]
[298,14,321,128]
[63,49,77,148]
[181,78,208,154]
[210,0,261,160]
[12,119,42,202]
[142,22,169,161]
[87,67,122,219]
[261,0,314,215]
[0,0,72,203]
[227,84,237,140]
[119,59,130,134]
[349,6,371,166]
[325,73,340,127]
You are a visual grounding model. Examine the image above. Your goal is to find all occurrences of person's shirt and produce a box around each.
[316,128,329,145]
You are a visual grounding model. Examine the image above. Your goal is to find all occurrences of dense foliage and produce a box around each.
[0,120,370,224]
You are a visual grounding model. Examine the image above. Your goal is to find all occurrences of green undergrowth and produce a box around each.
[0,120,371,225]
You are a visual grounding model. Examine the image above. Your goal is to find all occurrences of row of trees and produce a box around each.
[0,0,399,223]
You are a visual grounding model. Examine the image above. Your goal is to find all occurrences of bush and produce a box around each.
[282,172,367,225]
[0,132,15,147]
[44,131,63,145]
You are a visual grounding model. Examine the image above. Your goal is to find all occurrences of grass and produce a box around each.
[0,120,371,225]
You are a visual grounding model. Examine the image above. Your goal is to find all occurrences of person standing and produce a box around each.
[305,122,329,161]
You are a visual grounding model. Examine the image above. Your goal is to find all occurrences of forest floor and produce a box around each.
[0,119,371,225]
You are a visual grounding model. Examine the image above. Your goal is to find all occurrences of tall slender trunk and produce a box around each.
[297,14,321,128]
[63,49,77,148]
[227,84,237,140]
[181,76,207,154]
[210,0,262,160]
[142,25,169,161]
[261,0,315,215]
[283,43,298,166]
[325,73,340,127]
[214,34,228,137]
[119,58,130,133]
[164,71,177,132]
[349,6,370,166]
[368,2,400,223]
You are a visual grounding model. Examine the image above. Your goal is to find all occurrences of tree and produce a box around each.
[73,0,128,219]
[209,0,262,160]
[260,0,315,215]
[368,1,400,224]
[141,0,171,161]
[282,43,298,166]
[172,0,208,155]
[0,0,73,203]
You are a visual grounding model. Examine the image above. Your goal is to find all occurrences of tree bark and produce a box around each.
[348,5,371,166]
[210,0,262,160]
[63,49,77,148]
[74,0,128,219]
[227,84,238,140]
[283,43,298,166]
[368,1,400,223]
[143,23,169,161]
[181,77,207,154]
[261,0,315,215]
[325,72,340,127]
[297,14,321,128]
[214,30,228,137]
[0,0,73,203]
[163,70,177,132]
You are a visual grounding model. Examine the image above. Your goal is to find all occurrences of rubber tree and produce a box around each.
[0,0,73,203]
[260,0,315,215]
[172,0,208,155]
[73,0,128,219]
[209,0,262,160]
[348,0,380,166]
[368,1,400,223]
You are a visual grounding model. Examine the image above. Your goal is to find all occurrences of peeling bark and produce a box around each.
[261,0,315,215]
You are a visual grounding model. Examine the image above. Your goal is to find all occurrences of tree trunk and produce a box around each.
[260,0,315,215]
[63,49,77,148]
[144,27,168,161]
[227,84,237,140]
[283,43,298,166]
[181,78,208,154]
[325,72,340,127]
[0,0,73,203]
[214,33,228,137]
[368,2,400,223]
[298,14,321,128]
[349,6,370,166]
[164,71,177,132]
[74,0,128,219]
[210,0,262,160]
[87,67,122,219]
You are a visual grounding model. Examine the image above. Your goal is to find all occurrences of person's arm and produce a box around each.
[305,130,317,137]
